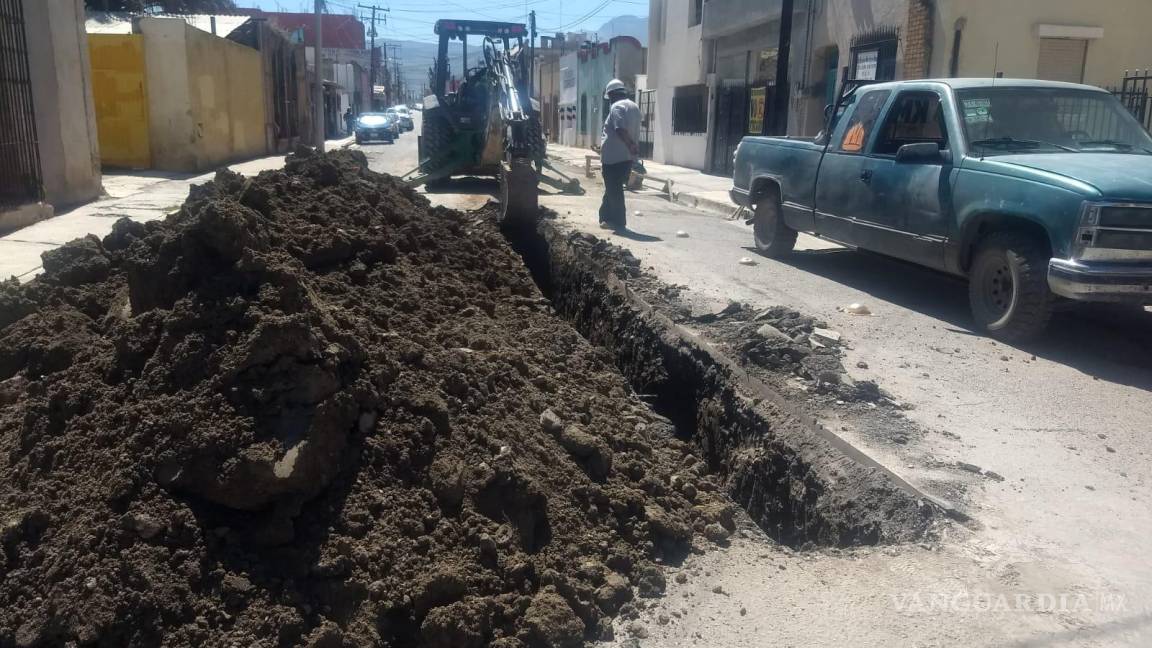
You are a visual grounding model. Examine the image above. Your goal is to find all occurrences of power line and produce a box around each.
[539,0,612,32]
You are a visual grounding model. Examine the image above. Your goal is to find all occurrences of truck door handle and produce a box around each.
[859,169,873,183]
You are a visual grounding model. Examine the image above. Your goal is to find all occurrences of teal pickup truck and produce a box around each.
[730,79,1152,341]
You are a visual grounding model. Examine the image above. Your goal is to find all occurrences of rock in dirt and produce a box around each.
[595,571,633,614]
[703,522,732,545]
[635,564,667,597]
[0,149,728,647]
[520,589,584,648]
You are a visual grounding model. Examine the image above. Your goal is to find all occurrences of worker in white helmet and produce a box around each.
[598,78,641,230]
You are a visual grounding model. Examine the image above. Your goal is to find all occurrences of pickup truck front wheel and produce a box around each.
[968,231,1053,342]
[752,199,797,257]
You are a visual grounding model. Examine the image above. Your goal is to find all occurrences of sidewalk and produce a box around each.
[546,143,738,217]
[0,136,354,282]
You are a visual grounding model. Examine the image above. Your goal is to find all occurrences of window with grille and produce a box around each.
[672,84,708,134]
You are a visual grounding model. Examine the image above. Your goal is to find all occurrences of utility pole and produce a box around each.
[771,0,794,135]
[381,41,391,105]
[359,4,389,110]
[313,0,325,151]
[528,10,536,99]
[384,43,401,107]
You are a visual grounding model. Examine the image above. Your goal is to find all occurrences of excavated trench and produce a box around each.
[505,217,939,548]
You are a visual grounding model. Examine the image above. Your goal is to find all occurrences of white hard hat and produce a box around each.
[604,79,626,99]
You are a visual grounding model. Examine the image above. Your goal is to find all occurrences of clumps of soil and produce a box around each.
[0,149,733,647]
[697,304,883,402]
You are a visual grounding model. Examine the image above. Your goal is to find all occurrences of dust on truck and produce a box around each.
[730,79,1152,341]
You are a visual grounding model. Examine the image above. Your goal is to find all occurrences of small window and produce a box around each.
[673,84,708,134]
[690,0,703,27]
[837,89,891,152]
[850,38,898,81]
[874,92,948,155]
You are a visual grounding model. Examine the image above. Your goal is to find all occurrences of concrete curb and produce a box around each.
[669,189,737,219]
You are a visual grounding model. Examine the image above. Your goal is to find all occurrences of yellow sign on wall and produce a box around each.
[748,86,766,134]
[89,35,152,169]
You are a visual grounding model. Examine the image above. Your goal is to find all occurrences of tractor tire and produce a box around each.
[528,115,547,165]
[420,109,453,172]
[968,230,1054,342]
[752,196,797,257]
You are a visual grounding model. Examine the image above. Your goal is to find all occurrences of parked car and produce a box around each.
[354,112,396,144]
[730,79,1152,341]
[389,105,414,131]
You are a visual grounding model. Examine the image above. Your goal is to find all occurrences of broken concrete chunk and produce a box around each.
[755,324,790,342]
[811,328,842,345]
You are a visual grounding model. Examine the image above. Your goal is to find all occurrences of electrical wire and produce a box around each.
[538,0,612,31]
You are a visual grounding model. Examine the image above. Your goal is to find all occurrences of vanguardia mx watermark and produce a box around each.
[891,591,1130,614]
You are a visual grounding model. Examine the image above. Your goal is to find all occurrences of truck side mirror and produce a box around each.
[896,142,948,164]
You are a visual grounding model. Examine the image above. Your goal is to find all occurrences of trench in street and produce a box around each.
[500,214,942,548]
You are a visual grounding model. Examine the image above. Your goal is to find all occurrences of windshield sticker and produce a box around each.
[963,98,991,123]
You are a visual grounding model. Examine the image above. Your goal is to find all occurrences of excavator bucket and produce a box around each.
[500,158,539,227]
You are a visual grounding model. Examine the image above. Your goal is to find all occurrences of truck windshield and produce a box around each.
[957,87,1152,155]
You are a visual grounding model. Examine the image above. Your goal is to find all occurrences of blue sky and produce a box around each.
[236,0,648,44]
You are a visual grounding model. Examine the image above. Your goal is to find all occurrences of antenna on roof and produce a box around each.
[992,42,999,86]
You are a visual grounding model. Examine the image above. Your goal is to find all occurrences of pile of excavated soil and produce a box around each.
[0,150,734,648]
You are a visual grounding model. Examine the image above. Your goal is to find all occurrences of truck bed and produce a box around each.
[733,136,826,225]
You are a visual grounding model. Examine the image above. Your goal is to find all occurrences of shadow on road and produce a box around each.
[766,246,1152,390]
[422,177,501,197]
[614,228,663,242]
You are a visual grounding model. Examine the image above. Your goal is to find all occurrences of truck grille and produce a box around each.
[1094,229,1152,250]
[1099,206,1152,229]
[1081,204,1152,259]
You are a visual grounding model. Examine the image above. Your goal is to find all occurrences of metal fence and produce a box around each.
[1111,70,1152,131]
[0,0,42,209]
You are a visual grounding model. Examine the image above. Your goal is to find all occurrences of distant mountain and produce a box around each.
[377,40,462,100]
[595,15,648,46]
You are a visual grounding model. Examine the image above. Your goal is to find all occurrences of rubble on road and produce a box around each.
[0,149,733,647]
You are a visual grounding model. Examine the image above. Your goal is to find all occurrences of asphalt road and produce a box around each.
[355,113,1152,646]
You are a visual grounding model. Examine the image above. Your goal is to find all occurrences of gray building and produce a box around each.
[1,0,102,233]
[647,0,1152,175]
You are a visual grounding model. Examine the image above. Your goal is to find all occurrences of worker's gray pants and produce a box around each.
[599,160,631,229]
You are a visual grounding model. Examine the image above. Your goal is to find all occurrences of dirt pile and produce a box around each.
[0,150,733,647]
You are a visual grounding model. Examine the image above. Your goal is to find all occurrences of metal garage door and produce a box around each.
[1037,38,1087,84]
[0,0,43,208]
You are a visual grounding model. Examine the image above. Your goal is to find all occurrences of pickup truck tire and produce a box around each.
[968,231,1053,341]
[752,199,797,257]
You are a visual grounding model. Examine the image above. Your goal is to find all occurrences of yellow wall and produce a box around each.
[184,25,267,168]
[933,0,1152,88]
[88,34,151,169]
[137,17,268,172]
